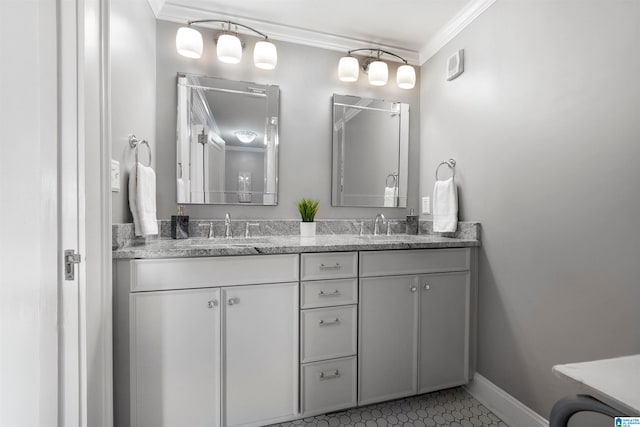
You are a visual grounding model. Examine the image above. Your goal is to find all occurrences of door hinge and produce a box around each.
[64,249,82,281]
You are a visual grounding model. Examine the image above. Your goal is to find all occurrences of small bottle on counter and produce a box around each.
[406,208,418,235]
[171,205,189,239]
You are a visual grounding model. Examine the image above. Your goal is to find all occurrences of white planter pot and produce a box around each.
[300,222,316,237]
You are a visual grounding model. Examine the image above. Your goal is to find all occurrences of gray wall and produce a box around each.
[155,20,421,220]
[111,0,157,223]
[420,0,640,423]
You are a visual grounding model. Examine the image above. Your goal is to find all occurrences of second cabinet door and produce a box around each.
[418,271,470,393]
[359,275,418,405]
[223,282,298,427]
[130,288,221,427]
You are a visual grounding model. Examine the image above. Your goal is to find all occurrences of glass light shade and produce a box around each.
[176,27,203,59]
[368,60,388,86]
[397,64,416,89]
[217,34,242,64]
[338,56,359,82]
[254,40,277,70]
[234,130,257,143]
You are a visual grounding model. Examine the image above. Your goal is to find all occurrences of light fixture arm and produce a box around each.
[187,19,270,40]
[347,48,408,64]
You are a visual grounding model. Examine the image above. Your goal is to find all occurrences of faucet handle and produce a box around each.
[245,222,259,238]
[357,221,364,236]
[386,219,395,236]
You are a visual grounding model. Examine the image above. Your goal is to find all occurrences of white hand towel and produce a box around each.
[384,186,397,207]
[177,178,186,202]
[129,162,158,236]
[128,164,142,236]
[433,177,458,232]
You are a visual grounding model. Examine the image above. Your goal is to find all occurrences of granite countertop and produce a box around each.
[112,233,480,259]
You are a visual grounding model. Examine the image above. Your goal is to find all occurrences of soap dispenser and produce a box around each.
[171,205,189,239]
[406,208,418,235]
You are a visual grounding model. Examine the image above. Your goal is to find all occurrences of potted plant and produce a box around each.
[297,198,319,237]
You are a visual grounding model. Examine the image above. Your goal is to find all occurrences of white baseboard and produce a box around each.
[464,374,549,427]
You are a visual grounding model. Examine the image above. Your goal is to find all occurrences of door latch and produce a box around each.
[64,249,82,280]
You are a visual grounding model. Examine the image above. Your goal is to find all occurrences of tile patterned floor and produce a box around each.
[271,387,507,427]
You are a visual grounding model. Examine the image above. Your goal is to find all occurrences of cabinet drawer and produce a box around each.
[301,279,357,309]
[301,357,357,417]
[130,254,299,292]
[301,306,357,363]
[301,252,357,281]
[360,248,470,277]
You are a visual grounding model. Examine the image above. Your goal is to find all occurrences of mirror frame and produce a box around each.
[176,73,280,206]
[331,94,409,208]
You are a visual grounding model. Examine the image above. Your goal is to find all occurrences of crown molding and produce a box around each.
[418,0,497,64]
[146,0,165,17]
[150,2,421,64]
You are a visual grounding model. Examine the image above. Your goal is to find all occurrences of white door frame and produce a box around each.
[60,0,114,425]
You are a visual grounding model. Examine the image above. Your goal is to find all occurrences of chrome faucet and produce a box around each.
[224,212,233,238]
[373,213,386,236]
[198,221,214,238]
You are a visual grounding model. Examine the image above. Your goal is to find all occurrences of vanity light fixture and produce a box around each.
[176,20,277,70]
[234,130,258,143]
[338,48,416,89]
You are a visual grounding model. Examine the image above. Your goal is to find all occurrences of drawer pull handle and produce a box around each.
[318,289,341,297]
[319,263,341,271]
[227,297,240,306]
[424,283,430,291]
[207,300,218,309]
[410,285,417,293]
[319,318,340,326]
[319,370,341,380]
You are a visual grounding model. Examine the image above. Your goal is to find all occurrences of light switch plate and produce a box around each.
[111,160,120,192]
[422,197,430,214]
[446,49,464,81]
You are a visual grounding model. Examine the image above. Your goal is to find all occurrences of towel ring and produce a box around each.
[435,159,456,181]
[386,173,398,187]
[129,134,152,167]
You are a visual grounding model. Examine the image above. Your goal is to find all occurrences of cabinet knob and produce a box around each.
[207,300,218,309]
[227,297,240,306]
[410,285,417,293]
[424,283,430,291]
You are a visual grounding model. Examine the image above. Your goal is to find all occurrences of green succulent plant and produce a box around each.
[296,198,319,222]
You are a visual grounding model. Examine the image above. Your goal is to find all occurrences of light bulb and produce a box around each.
[176,26,203,59]
[217,34,242,64]
[338,56,359,82]
[254,40,277,70]
[397,64,416,89]
[368,60,388,86]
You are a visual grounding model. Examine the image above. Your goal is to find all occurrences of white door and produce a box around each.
[359,275,419,405]
[130,288,222,427]
[418,272,470,393]
[223,282,298,427]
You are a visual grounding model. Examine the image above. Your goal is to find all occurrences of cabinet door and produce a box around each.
[359,275,418,405]
[418,271,470,393]
[130,288,221,427]
[223,282,298,427]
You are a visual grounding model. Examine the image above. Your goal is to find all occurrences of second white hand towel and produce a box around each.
[131,162,158,236]
[383,186,397,207]
[433,177,458,232]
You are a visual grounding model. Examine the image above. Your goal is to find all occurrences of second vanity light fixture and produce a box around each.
[176,20,277,70]
[339,48,415,89]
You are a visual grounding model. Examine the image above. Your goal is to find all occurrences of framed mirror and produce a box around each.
[177,73,279,205]
[332,94,409,207]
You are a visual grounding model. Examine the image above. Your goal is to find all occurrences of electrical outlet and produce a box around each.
[422,196,430,214]
[111,160,120,192]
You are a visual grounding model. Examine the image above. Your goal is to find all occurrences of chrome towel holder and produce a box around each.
[129,134,152,167]
[435,158,456,181]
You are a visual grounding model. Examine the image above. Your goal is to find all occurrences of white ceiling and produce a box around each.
[148,0,496,64]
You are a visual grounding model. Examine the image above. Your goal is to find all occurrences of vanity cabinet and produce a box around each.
[118,254,299,427]
[358,249,472,406]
